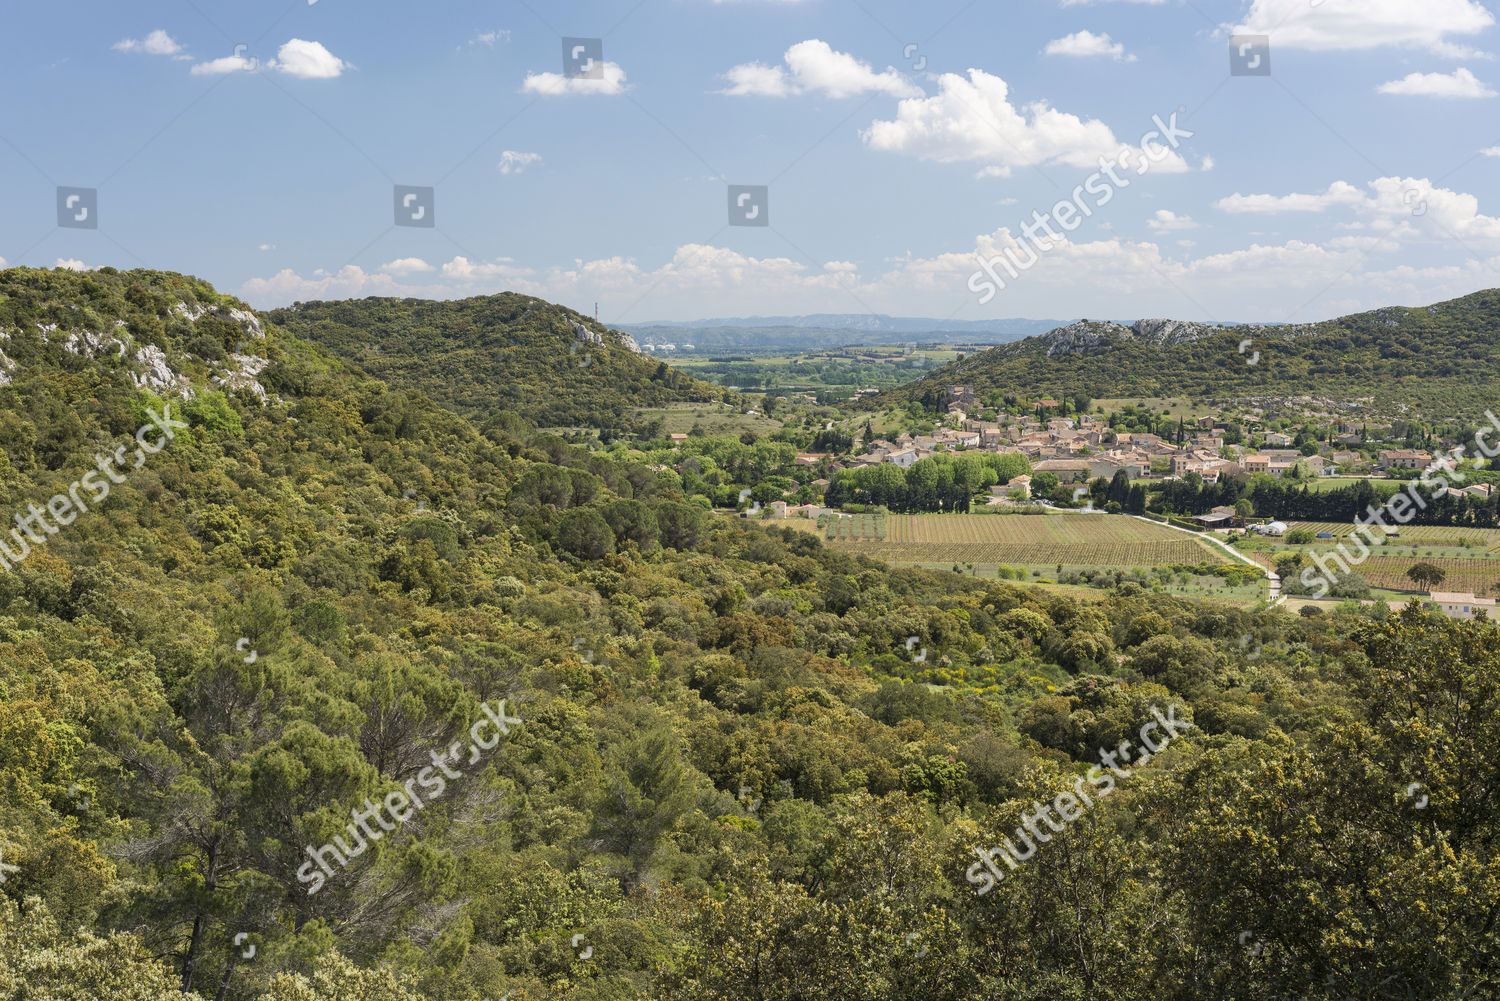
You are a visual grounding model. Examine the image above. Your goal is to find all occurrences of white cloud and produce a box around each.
[113,30,185,57]
[719,40,921,98]
[1231,0,1494,53]
[1377,67,1495,98]
[237,175,1500,323]
[192,39,347,78]
[719,62,795,97]
[192,53,259,76]
[522,60,628,95]
[1217,181,1366,213]
[1483,146,1500,157]
[257,243,276,252]
[467,30,511,47]
[441,257,536,282]
[498,150,543,174]
[55,259,89,272]
[1201,154,1216,172]
[862,68,1189,176]
[1043,31,1135,61]
[239,227,1500,324]
[1148,209,1198,232]
[381,258,435,275]
[1217,176,1500,244]
[243,266,410,304]
[270,39,348,79]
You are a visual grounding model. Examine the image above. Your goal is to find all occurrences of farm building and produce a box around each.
[1429,591,1496,620]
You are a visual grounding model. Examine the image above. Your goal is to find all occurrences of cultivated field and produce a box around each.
[826,513,1222,568]
[635,402,782,436]
[1246,522,1500,597]
[820,512,886,541]
[1286,522,1500,552]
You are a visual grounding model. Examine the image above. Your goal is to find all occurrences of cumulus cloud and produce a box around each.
[1216,181,1367,213]
[1148,210,1198,232]
[1483,146,1500,157]
[271,39,349,79]
[237,176,1500,323]
[719,62,796,97]
[1043,31,1135,61]
[381,258,435,275]
[498,150,543,174]
[1217,177,1500,244]
[113,30,185,57]
[192,53,259,76]
[719,40,921,98]
[191,39,347,78]
[1377,67,1495,98]
[55,259,90,272]
[522,61,628,95]
[862,68,1190,176]
[1231,0,1494,53]
[239,228,1500,324]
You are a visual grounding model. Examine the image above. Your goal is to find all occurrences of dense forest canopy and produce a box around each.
[267,294,724,434]
[0,267,1495,1000]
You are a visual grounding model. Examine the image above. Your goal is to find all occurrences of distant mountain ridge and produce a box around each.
[619,314,1072,352]
[883,290,1500,419]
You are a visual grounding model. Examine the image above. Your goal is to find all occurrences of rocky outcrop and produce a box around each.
[571,318,640,354]
[132,345,194,397]
[212,353,271,403]
[62,329,127,359]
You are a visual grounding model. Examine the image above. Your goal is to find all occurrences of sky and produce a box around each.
[3,0,1500,325]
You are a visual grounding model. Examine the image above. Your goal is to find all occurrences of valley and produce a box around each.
[1,272,1495,1000]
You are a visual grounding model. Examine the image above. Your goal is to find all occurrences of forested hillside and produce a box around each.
[0,266,1495,1000]
[888,289,1500,418]
[267,294,723,433]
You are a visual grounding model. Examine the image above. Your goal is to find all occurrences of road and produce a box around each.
[1131,515,1282,606]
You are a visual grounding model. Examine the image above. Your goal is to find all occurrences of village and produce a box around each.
[835,386,1492,499]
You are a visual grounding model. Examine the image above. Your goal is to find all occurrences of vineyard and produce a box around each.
[1287,522,1500,553]
[819,512,886,541]
[825,513,1221,568]
[1349,557,1500,597]
[1262,522,1500,597]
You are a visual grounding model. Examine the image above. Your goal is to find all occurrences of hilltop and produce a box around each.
[267,293,724,433]
[885,290,1500,419]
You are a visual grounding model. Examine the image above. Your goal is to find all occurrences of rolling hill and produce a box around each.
[267,294,725,433]
[885,290,1500,419]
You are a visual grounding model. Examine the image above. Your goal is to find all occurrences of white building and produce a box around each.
[1430,591,1496,620]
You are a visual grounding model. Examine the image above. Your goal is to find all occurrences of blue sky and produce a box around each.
[3,0,1499,323]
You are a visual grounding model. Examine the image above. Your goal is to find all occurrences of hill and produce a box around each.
[886,290,1500,419]
[0,266,1494,1000]
[267,294,724,433]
